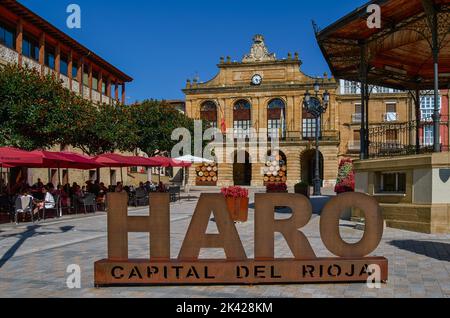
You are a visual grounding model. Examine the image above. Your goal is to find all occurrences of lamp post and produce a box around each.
[303,81,330,196]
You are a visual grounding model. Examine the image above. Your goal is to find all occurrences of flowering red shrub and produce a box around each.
[266,183,288,192]
[221,186,249,199]
[334,158,355,194]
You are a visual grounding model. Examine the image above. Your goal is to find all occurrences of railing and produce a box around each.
[368,118,449,158]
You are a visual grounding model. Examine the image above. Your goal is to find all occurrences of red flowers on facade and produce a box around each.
[335,158,355,194]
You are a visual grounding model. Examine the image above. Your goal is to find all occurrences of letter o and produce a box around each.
[320,192,383,257]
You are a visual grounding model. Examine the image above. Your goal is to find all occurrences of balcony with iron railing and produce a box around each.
[368,118,450,158]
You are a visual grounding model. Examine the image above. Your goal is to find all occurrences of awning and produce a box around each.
[315,0,450,90]
[27,150,103,169]
[0,147,43,166]
[94,153,166,167]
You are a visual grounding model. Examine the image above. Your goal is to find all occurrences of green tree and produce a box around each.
[0,64,76,150]
[0,64,138,155]
[69,102,139,156]
[130,100,196,156]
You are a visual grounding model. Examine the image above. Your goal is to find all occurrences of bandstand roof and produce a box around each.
[315,0,450,90]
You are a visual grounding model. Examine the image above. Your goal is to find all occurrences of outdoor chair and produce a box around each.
[42,195,60,220]
[14,195,34,224]
[169,186,181,203]
[81,193,97,214]
[59,197,72,216]
[96,195,107,211]
[135,188,149,207]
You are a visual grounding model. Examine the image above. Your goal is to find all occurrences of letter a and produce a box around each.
[66,4,81,29]
[178,194,247,261]
[367,4,381,29]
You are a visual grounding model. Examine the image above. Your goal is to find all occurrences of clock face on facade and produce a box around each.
[251,74,262,85]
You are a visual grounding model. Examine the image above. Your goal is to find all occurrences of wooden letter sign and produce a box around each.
[95,192,388,286]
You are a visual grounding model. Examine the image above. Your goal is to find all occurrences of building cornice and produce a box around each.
[184,82,338,95]
[336,93,410,101]
[217,59,302,69]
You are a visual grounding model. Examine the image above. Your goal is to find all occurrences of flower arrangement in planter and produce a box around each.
[221,186,249,222]
[266,182,288,193]
[334,158,355,194]
[294,181,310,198]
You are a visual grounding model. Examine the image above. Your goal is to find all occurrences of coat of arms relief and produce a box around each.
[242,34,276,63]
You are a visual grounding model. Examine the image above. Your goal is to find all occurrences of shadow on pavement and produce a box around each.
[388,240,450,262]
[0,225,74,268]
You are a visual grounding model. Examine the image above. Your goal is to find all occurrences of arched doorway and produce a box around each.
[233,151,252,186]
[300,150,324,186]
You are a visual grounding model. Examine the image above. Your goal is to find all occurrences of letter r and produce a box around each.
[254,193,316,260]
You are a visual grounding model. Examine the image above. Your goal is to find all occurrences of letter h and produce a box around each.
[107,192,170,261]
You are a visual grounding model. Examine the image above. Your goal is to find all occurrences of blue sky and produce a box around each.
[19,0,368,103]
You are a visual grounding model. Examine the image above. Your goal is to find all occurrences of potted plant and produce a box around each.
[266,183,288,193]
[221,186,249,222]
[294,181,310,198]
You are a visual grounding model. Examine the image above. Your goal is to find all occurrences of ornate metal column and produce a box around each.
[422,0,441,152]
[359,42,368,159]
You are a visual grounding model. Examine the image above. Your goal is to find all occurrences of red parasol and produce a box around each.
[0,147,43,166]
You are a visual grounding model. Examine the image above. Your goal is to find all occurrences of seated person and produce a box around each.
[33,178,44,189]
[34,187,55,217]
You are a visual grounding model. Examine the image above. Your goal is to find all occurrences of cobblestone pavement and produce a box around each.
[0,190,449,298]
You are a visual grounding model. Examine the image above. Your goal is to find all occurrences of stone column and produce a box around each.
[286,95,295,135]
[251,97,260,131]
[224,99,233,134]
[251,161,264,187]
[322,145,339,188]
[286,148,301,187]
[217,163,233,187]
